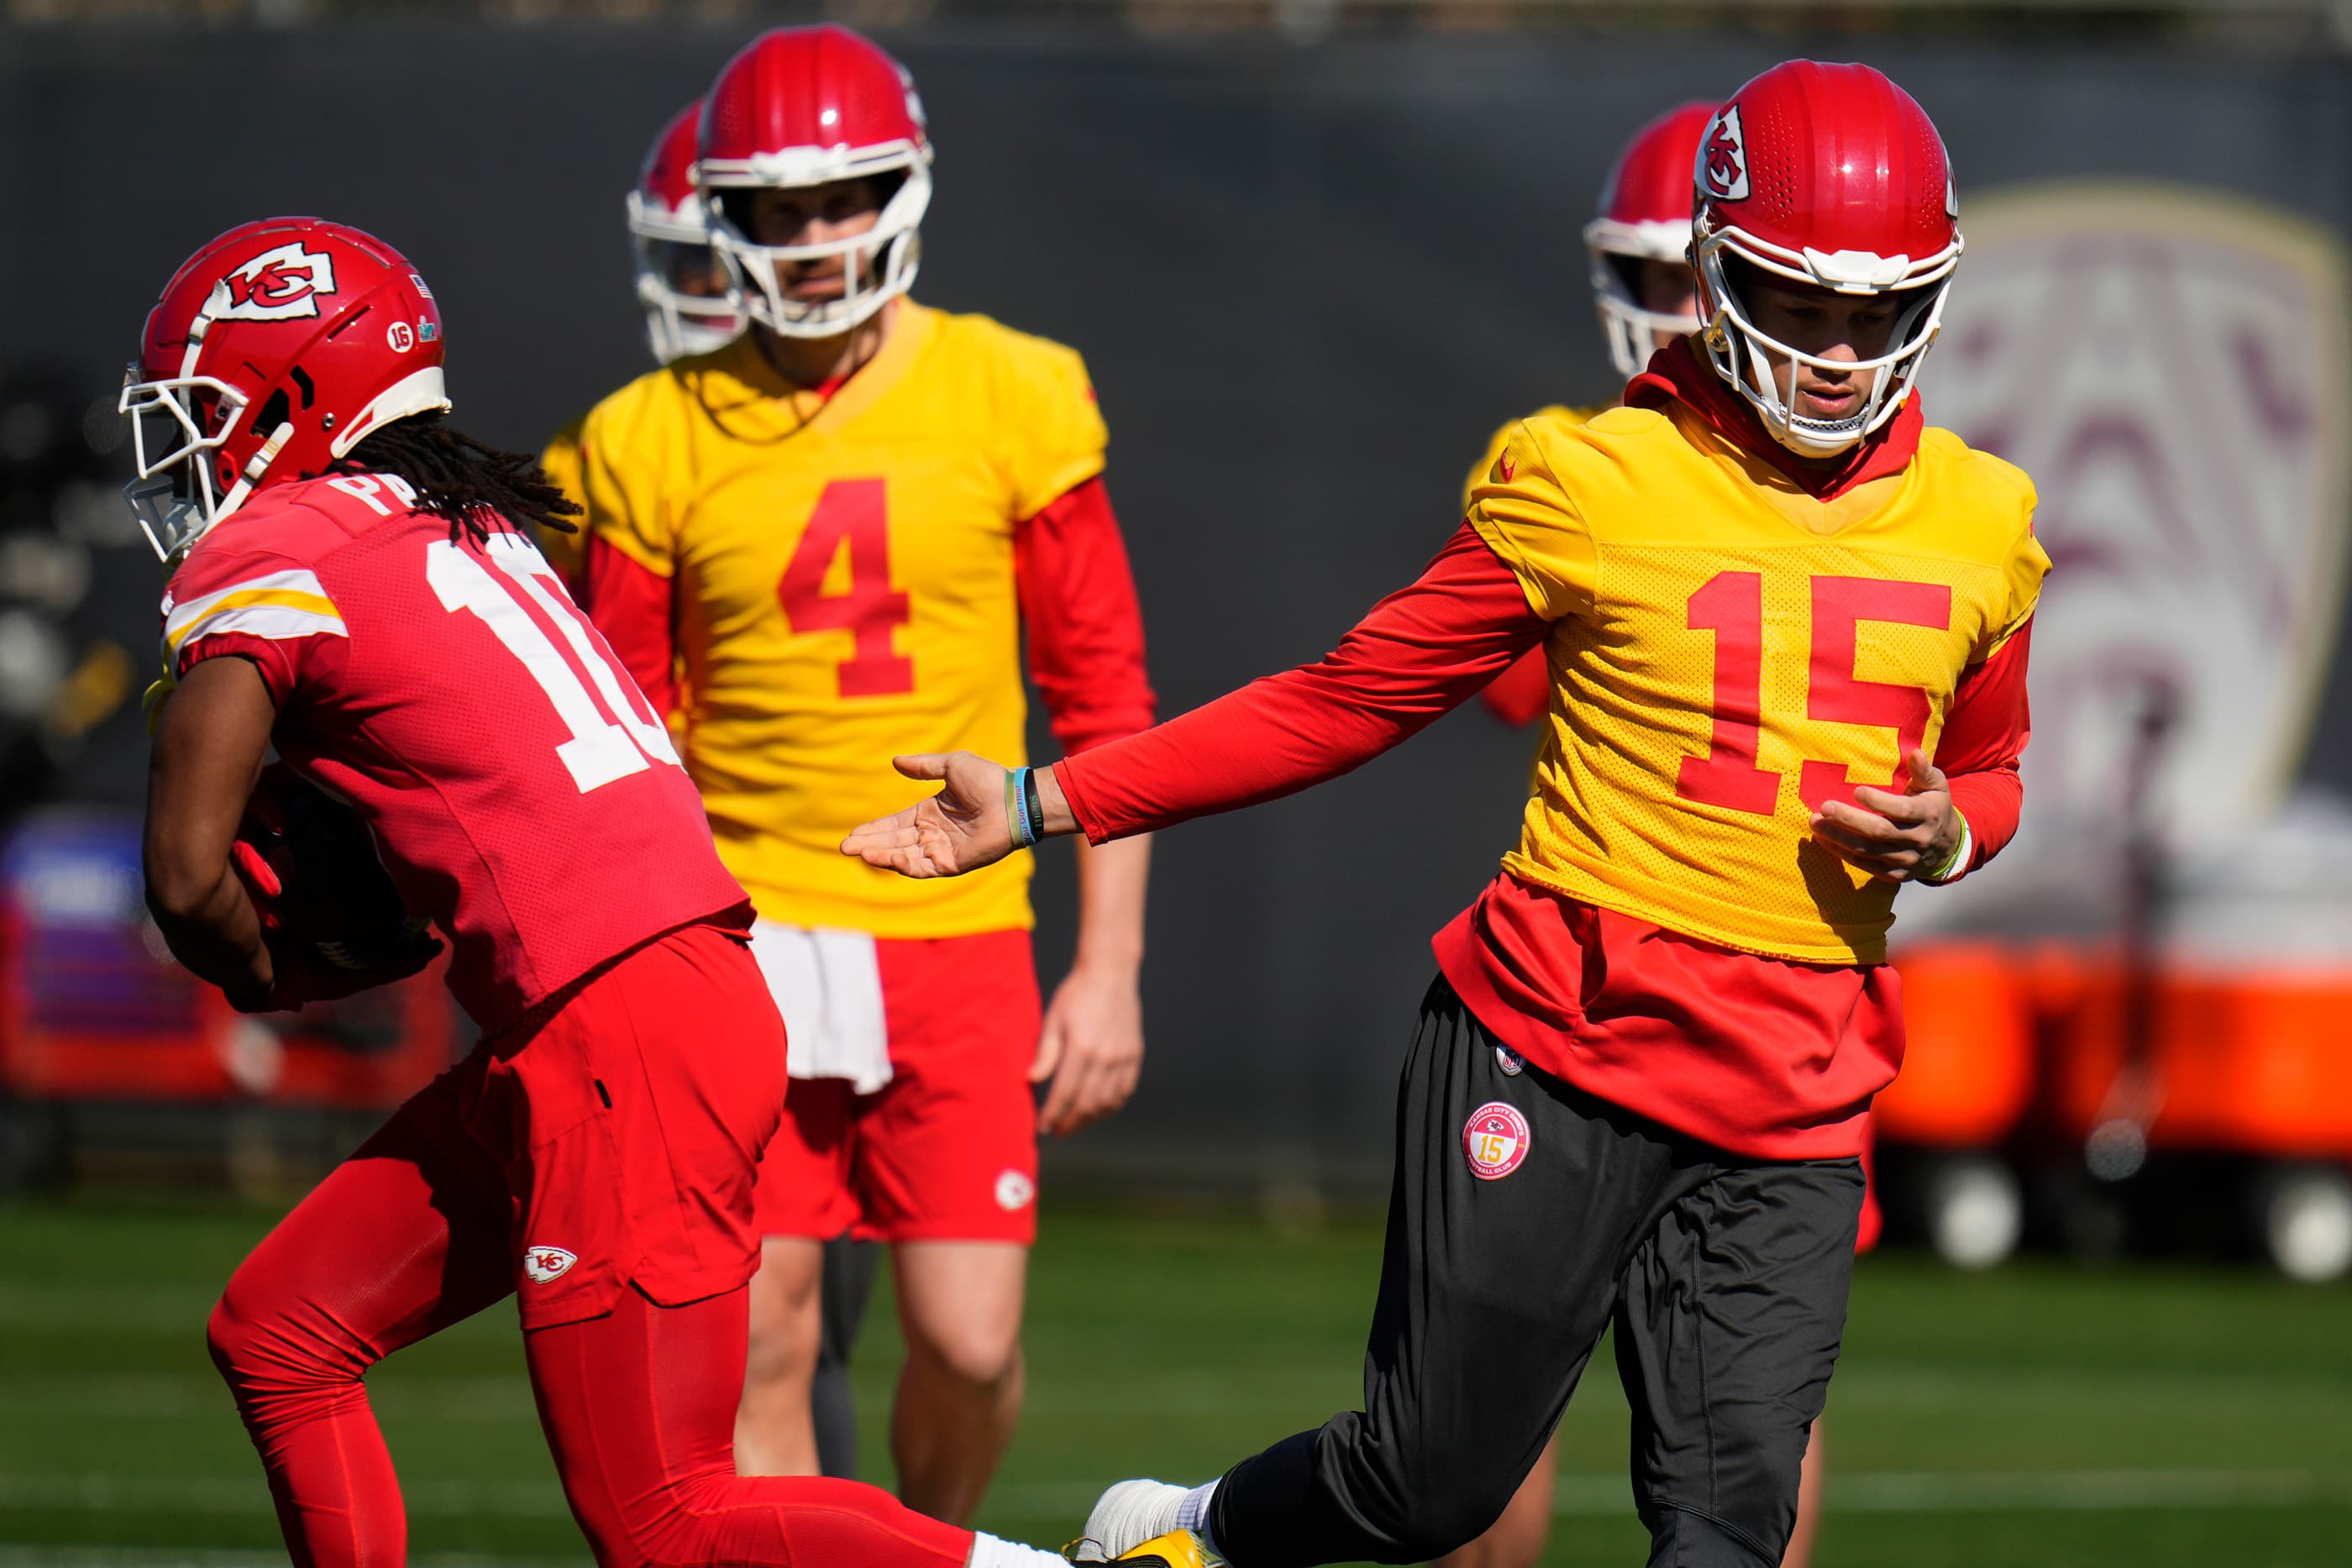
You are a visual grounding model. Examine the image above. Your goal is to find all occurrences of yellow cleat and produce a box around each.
[1113,1530,1226,1566]
[1062,1529,1226,1566]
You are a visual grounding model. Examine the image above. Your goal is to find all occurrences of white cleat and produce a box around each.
[1077,1480,1190,1560]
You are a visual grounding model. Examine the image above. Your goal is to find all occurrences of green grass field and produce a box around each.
[2,1195,2349,1567]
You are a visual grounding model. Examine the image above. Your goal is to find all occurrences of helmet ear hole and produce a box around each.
[254,388,292,437]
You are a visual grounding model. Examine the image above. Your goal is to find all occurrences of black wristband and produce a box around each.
[1024,766,1047,840]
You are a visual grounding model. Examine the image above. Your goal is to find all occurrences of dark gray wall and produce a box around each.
[8,29,2349,1189]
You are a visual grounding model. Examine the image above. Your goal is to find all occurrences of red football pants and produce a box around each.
[204,958,975,1567]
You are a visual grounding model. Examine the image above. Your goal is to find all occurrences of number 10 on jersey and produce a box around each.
[427,533,684,794]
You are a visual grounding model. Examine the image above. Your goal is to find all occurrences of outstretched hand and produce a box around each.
[1809,748,1962,884]
[842,752,1020,879]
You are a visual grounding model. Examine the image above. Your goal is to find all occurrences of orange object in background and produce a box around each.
[1887,936,2352,1162]
[1879,941,2039,1147]
[2035,955,2352,1160]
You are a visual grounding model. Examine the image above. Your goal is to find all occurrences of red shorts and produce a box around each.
[753,929,1042,1245]
[391,921,786,1329]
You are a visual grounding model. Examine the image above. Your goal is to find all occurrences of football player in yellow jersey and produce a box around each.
[572,25,1157,1525]
[1443,100,1845,1568]
[547,91,930,1490]
[847,62,2048,1568]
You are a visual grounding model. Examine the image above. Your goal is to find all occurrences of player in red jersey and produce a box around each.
[129,215,1098,1568]
[848,62,2045,1568]
[1447,98,1872,1568]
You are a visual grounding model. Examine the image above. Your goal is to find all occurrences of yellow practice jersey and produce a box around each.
[536,415,590,585]
[580,301,1105,936]
[1468,401,2049,965]
[1462,405,1593,510]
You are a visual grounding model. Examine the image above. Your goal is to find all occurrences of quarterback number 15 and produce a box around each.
[1676,571,1951,817]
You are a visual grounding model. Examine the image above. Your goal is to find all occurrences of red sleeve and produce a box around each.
[1937,616,2034,875]
[1056,521,1546,842]
[1016,475,1157,753]
[1479,646,1550,727]
[579,532,680,721]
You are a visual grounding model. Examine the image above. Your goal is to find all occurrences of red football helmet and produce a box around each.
[695,24,932,340]
[119,218,449,561]
[1690,61,1961,456]
[1585,102,1716,381]
[627,99,745,364]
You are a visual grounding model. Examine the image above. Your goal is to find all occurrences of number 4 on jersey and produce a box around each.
[778,479,915,698]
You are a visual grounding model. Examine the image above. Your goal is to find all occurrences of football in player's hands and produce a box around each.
[230,763,442,1010]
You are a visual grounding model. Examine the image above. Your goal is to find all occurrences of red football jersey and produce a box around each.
[160,473,749,1031]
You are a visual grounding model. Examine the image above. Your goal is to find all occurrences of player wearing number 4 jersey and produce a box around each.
[132,215,1089,1568]
[848,61,2048,1568]
[572,24,1156,1520]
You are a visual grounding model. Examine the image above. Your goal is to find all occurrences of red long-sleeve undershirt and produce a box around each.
[1479,645,1552,727]
[1056,521,2029,867]
[1055,521,2034,1159]
[1058,523,1542,832]
[579,475,1156,751]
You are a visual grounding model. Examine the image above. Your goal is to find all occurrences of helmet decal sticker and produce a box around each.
[208,244,340,323]
[1700,103,1750,202]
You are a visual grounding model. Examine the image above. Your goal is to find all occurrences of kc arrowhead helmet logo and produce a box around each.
[207,243,339,323]
[1699,103,1751,202]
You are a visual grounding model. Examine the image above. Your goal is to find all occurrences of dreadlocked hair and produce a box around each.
[326,413,580,547]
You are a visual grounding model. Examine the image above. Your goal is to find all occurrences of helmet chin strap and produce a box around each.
[216,421,296,519]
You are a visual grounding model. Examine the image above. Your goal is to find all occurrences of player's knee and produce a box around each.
[206,1276,349,1408]
[1642,1502,1781,1568]
[743,1263,824,1392]
[1343,1441,1518,1560]
[204,1290,255,1388]
[741,1306,818,1393]
[1387,1485,1520,1562]
[904,1313,1021,1392]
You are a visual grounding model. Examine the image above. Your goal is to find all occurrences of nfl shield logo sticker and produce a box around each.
[522,1245,576,1284]
[1463,1102,1530,1182]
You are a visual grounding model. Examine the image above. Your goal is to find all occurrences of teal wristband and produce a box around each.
[1008,767,1039,849]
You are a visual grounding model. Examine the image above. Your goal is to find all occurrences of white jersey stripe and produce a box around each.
[165,569,342,643]
[175,602,349,651]
[165,568,346,655]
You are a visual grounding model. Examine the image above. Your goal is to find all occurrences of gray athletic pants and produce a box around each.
[1209,977,1865,1567]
